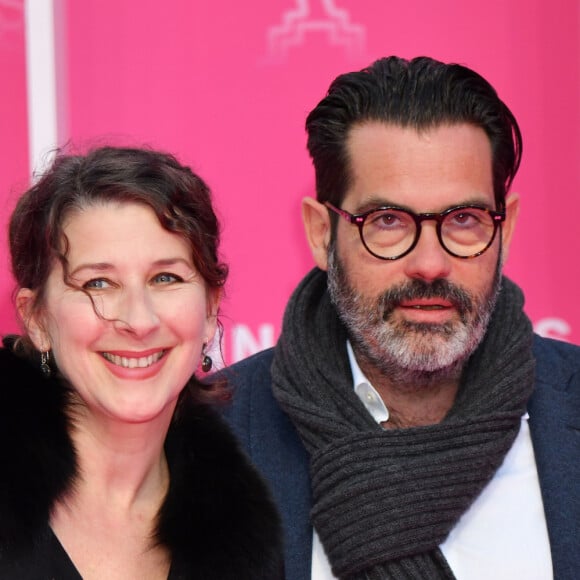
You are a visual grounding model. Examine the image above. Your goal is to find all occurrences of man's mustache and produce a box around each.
[380,279,473,321]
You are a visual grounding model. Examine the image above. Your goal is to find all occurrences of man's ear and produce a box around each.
[302,197,332,271]
[15,288,49,351]
[501,192,520,264]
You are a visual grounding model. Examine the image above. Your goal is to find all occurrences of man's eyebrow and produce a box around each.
[353,194,494,213]
[350,195,400,213]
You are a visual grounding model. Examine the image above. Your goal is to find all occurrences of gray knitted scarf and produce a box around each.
[271,268,535,579]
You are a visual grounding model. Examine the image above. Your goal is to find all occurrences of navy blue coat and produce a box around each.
[222,335,580,580]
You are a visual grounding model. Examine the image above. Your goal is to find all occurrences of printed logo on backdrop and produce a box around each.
[534,317,572,342]
[265,0,366,64]
[219,317,574,364]
[0,0,22,39]
[213,323,277,368]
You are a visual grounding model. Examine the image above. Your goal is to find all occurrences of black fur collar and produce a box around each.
[0,346,283,579]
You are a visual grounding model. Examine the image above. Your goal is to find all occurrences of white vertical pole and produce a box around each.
[24,0,58,180]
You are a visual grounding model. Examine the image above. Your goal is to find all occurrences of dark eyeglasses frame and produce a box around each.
[324,201,506,260]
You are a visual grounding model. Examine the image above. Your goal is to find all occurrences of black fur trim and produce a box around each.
[161,400,284,578]
[0,345,76,554]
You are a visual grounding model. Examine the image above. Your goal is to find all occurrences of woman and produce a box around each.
[0,146,283,579]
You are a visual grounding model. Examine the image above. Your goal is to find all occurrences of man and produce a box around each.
[221,56,580,579]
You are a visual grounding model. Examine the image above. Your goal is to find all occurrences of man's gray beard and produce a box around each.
[326,244,502,385]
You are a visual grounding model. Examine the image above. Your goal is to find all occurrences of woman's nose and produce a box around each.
[113,288,160,337]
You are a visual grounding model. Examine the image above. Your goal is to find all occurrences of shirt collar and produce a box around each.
[346,341,389,425]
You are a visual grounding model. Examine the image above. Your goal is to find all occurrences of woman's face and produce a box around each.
[19,201,219,426]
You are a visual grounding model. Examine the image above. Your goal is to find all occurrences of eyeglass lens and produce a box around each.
[363,207,497,258]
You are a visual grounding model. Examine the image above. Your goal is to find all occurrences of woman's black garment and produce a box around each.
[0,341,284,579]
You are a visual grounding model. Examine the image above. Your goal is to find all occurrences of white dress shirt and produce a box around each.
[311,343,552,579]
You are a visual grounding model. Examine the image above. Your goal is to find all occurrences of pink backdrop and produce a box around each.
[0,1,28,326]
[2,0,579,363]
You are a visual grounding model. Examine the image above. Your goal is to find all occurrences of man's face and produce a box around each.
[314,122,519,381]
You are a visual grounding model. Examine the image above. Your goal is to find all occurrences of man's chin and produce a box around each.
[377,324,473,372]
[394,319,456,338]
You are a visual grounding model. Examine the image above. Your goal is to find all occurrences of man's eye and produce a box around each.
[453,212,475,224]
[368,210,407,229]
[153,273,183,284]
[83,278,110,290]
[448,210,486,228]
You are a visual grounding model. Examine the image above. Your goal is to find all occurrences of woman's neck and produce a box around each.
[49,410,173,580]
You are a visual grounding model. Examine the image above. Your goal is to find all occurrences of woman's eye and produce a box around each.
[153,272,183,284]
[83,278,111,290]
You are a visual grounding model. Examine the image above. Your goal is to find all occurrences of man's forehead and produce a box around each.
[345,120,489,148]
[342,122,495,212]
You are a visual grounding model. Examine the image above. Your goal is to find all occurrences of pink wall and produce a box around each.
[0,1,28,332]
[2,0,579,362]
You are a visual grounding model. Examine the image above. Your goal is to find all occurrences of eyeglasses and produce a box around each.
[325,202,505,260]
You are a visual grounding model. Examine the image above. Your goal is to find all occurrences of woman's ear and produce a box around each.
[16,288,49,351]
[205,287,222,344]
[302,197,332,271]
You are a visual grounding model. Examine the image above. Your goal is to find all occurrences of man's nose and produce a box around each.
[403,222,452,282]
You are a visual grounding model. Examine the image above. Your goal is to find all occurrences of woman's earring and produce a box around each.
[201,344,213,373]
[40,351,51,378]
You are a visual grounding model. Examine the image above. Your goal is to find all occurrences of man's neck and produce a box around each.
[355,352,463,429]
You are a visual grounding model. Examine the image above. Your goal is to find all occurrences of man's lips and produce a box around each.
[399,299,454,310]
[387,298,457,323]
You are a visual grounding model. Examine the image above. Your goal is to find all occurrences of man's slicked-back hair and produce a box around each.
[305,56,522,211]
